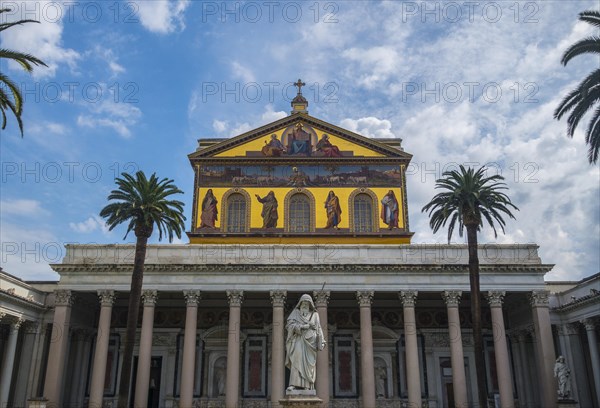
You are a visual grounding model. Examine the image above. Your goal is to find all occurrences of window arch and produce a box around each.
[284,189,316,233]
[349,189,379,233]
[221,189,251,233]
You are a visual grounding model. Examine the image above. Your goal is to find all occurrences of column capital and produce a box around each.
[270,290,287,307]
[313,290,330,307]
[10,317,26,332]
[97,290,115,306]
[529,290,550,307]
[227,290,244,307]
[581,318,597,330]
[486,290,506,307]
[141,289,158,306]
[442,290,462,307]
[54,289,74,306]
[183,290,201,306]
[0,311,5,321]
[399,290,418,307]
[356,291,373,307]
[24,321,40,334]
[557,323,579,336]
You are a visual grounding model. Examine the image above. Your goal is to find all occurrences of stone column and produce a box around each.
[442,291,468,408]
[270,290,287,407]
[529,291,557,408]
[486,291,514,408]
[89,290,115,408]
[44,289,73,407]
[357,291,376,408]
[0,318,24,407]
[180,290,201,408]
[134,289,158,408]
[225,290,244,408]
[313,290,330,406]
[400,290,421,408]
[582,318,600,407]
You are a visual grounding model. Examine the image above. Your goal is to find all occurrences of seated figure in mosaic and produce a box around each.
[285,294,326,391]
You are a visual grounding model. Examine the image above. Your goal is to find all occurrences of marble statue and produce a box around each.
[554,355,572,399]
[285,294,326,391]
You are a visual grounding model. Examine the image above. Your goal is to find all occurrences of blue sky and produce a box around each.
[1,0,598,281]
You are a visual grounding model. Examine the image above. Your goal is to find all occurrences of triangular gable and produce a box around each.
[189,113,412,160]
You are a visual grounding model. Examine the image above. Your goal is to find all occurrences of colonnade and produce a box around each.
[26,288,598,408]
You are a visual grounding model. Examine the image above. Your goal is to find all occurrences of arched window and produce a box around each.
[353,194,374,232]
[225,192,248,232]
[349,189,379,233]
[288,194,311,233]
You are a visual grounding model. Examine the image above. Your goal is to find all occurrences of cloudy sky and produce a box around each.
[1,0,598,281]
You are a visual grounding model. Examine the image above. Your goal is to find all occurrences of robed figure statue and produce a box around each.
[285,294,326,391]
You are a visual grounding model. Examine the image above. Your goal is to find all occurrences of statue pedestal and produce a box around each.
[558,399,578,408]
[280,389,323,408]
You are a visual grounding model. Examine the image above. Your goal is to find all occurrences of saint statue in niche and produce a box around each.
[324,190,342,229]
[554,356,572,399]
[285,294,326,392]
[261,134,286,157]
[375,364,387,398]
[316,134,342,157]
[200,189,218,228]
[380,190,399,229]
[255,191,278,228]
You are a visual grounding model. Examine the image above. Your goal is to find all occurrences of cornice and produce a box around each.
[0,290,47,310]
[51,263,554,274]
[552,292,600,313]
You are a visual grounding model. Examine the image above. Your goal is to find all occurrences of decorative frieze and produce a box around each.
[399,290,418,307]
[442,291,462,307]
[529,290,550,307]
[10,317,25,331]
[356,291,374,307]
[556,323,579,336]
[313,290,330,307]
[486,291,506,307]
[227,290,244,307]
[141,289,158,306]
[54,289,73,306]
[269,290,287,307]
[98,290,115,306]
[184,290,201,306]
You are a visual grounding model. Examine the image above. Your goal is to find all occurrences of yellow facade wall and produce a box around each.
[196,186,405,230]
[214,125,385,158]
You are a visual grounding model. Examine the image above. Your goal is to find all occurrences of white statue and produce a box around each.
[554,355,571,399]
[285,294,326,391]
[375,365,387,398]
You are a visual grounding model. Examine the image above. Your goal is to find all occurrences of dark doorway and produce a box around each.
[130,356,162,408]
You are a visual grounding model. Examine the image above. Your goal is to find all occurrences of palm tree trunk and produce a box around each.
[467,225,488,408]
[117,234,149,408]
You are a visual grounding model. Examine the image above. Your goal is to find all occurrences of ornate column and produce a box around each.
[270,290,287,407]
[581,318,600,407]
[399,290,421,408]
[357,291,376,408]
[313,290,330,406]
[89,290,115,408]
[442,291,468,408]
[134,289,158,408]
[0,318,25,407]
[529,291,557,408]
[486,291,514,408]
[180,290,201,408]
[225,290,244,408]
[44,289,73,407]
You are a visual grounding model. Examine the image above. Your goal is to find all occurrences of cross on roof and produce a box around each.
[294,79,306,94]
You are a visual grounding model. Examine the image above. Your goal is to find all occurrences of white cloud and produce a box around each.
[0,199,47,216]
[0,0,80,78]
[68,215,110,234]
[231,61,256,83]
[260,105,286,124]
[76,91,142,138]
[135,0,190,34]
[340,117,396,138]
[213,119,228,133]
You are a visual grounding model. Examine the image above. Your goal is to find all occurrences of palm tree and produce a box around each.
[554,10,600,164]
[422,165,518,408]
[0,8,47,136]
[100,171,186,408]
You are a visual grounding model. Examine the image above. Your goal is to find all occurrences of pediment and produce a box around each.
[189,114,411,161]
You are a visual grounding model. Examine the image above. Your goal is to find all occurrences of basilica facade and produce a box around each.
[0,90,599,408]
